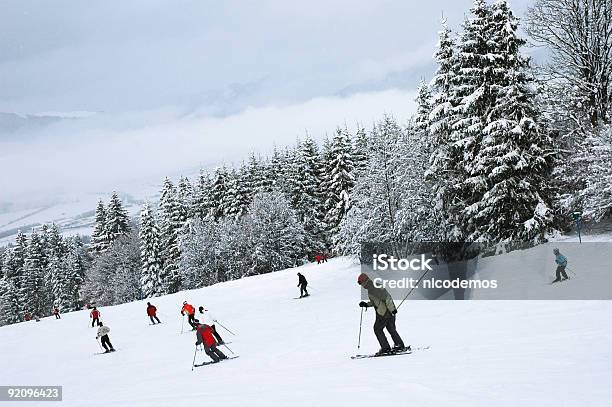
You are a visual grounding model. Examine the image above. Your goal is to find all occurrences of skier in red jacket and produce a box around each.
[181,302,197,330]
[195,320,227,363]
[90,307,101,327]
[146,302,161,325]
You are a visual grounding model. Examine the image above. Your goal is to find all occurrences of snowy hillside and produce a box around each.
[0,194,145,246]
[1,256,611,407]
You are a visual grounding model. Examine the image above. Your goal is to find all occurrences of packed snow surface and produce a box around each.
[1,256,611,407]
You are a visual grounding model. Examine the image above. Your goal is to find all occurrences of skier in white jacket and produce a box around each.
[96,321,115,353]
[198,306,225,344]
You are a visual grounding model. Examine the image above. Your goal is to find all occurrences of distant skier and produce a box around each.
[322,252,328,263]
[314,254,322,264]
[297,272,309,298]
[147,302,161,325]
[53,307,61,319]
[24,312,32,321]
[552,248,569,283]
[357,273,406,356]
[96,321,115,353]
[181,301,197,330]
[194,320,227,363]
[198,306,224,344]
[90,307,101,327]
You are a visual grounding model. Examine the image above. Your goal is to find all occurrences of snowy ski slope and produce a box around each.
[1,255,611,407]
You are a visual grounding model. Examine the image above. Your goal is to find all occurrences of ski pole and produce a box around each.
[357,307,364,350]
[181,314,185,334]
[215,320,236,336]
[191,346,198,371]
[96,337,104,351]
[221,342,235,355]
[396,268,429,310]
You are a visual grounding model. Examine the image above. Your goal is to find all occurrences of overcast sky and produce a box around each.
[0,0,531,205]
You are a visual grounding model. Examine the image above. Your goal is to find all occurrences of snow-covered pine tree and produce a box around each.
[441,0,498,241]
[247,191,306,275]
[210,167,230,220]
[288,137,326,255]
[414,79,432,135]
[337,117,404,254]
[323,127,355,244]
[105,192,131,245]
[60,237,86,311]
[92,200,109,252]
[191,170,213,220]
[427,17,457,204]
[21,232,46,317]
[225,167,250,219]
[139,203,164,298]
[467,0,555,243]
[177,176,194,221]
[0,248,22,324]
[158,179,183,293]
[352,126,369,176]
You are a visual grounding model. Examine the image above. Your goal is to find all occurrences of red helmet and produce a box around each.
[357,273,369,285]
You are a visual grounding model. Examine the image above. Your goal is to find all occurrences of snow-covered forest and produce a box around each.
[1,0,611,325]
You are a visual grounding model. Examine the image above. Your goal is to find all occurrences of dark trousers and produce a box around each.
[204,344,227,363]
[100,335,114,351]
[91,317,99,327]
[373,313,404,351]
[150,315,161,324]
[555,266,569,281]
[55,314,60,319]
[211,325,224,344]
[300,285,308,297]
[188,313,196,329]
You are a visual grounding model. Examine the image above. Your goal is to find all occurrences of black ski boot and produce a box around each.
[375,348,392,356]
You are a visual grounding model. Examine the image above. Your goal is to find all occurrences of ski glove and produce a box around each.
[392,310,397,315]
[359,301,369,308]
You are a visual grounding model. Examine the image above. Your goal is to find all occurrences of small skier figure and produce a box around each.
[147,302,161,324]
[181,301,197,330]
[24,312,32,321]
[314,254,322,264]
[552,248,569,283]
[357,273,407,356]
[321,252,328,263]
[194,320,227,363]
[297,272,309,298]
[53,307,61,319]
[198,306,224,344]
[90,307,101,327]
[96,321,115,353]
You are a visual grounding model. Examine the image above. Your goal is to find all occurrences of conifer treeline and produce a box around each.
[2,0,610,324]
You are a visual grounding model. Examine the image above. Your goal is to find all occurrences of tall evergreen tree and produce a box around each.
[139,203,164,298]
[105,193,130,245]
[323,128,355,243]
[21,232,46,317]
[92,200,109,252]
[158,179,183,293]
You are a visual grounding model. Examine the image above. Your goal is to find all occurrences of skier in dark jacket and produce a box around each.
[357,273,407,355]
[297,272,309,298]
[194,320,227,363]
[146,302,161,324]
[53,307,61,319]
[552,248,569,283]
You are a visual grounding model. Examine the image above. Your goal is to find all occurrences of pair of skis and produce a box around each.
[193,355,240,367]
[351,346,430,360]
